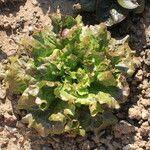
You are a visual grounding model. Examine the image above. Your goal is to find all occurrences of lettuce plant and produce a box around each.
[73,0,145,26]
[4,14,134,137]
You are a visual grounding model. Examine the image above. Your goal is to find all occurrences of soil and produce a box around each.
[0,0,150,150]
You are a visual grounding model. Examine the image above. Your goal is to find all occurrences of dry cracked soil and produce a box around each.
[0,0,150,150]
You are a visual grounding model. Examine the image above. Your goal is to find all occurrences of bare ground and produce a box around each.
[0,0,150,150]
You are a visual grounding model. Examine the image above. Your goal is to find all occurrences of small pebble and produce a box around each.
[31,0,38,6]
[28,26,33,32]
[123,144,132,150]
[135,69,143,81]
[0,86,6,99]
[16,121,25,128]
[128,106,142,120]
[141,109,149,120]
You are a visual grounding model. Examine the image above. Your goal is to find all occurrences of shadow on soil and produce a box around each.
[109,0,150,51]
[36,0,77,15]
[0,0,27,15]
[0,49,7,61]
[36,0,97,25]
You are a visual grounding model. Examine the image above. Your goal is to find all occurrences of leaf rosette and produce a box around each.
[4,14,135,136]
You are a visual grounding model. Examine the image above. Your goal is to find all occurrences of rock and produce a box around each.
[5,126,17,133]
[3,21,10,29]
[134,133,142,141]
[16,121,25,128]
[145,141,150,150]
[112,120,135,144]
[139,121,150,137]
[133,57,142,68]
[121,120,135,133]
[4,113,17,126]
[0,85,6,99]
[28,26,33,32]
[128,106,142,120]
[141,79,149,90]
[141,109,149,120]
[7,140,19,150]
[144,88,150,98]
[123,144,132,150]
[6,50,17,56]
[31,0,38,6]
[141,121,149,127]
[140,98,150,107]
[138,140,146,148]
[138,148,144,150]
[135,69,143,81]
